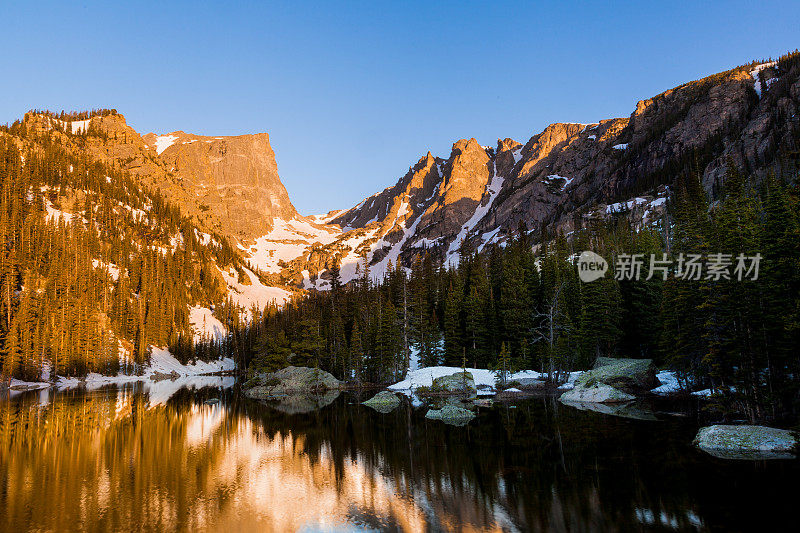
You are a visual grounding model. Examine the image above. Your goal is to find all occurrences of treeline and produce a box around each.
[0,125,250,382]
[22,108,118,122]
[231,165,800,423]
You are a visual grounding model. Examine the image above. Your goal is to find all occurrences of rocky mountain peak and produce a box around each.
[286,54,800,289]
[143,130,299,240]
[495,138,523,179]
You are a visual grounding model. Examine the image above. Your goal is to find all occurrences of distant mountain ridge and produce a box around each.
[280,54,799,288]
[15,52,799,293]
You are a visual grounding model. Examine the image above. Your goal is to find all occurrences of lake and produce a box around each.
[1,382,797,532]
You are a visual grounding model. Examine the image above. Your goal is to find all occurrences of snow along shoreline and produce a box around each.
[7,347,234,392]
[386,366,705,398]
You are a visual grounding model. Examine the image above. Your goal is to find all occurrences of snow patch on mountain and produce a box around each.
[92,259,121,281]
[369,211,422,281]
[189,306,227,343]
[545,174,574,190]
[45,201,75,224]
[154,134,179,155]
[243,217,341,274]
[750,62,777,97]
[309,210,346,224]
[219,266,291,316]
[606,197,647,214]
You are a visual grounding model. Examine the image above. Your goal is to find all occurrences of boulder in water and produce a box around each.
[362,391,401,413]
[244,366,341,399]
[425,405,476,426]
[591,357,658,393]
[558,357,657,404]
[694,425,798,460]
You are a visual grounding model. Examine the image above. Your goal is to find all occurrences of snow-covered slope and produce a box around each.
[240,217,341,274]
[219,265,292,315]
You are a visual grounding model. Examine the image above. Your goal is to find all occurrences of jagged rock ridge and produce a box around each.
[282,56,799,288]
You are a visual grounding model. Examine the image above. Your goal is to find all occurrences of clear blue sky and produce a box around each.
[1,1,797,215]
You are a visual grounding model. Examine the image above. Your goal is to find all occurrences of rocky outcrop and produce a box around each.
[560,383,635,404]
[431,371,477,396]
[144,131,299,240]
[21,112,302,244]
[244,366,341,399]
[425,405,476,426]
[362,390,402,413]
[287,56,800,288]
[559,357,657,404]
[694,425,798,460]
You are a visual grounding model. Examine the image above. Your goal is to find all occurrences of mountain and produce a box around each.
[1,51,798,383]
[0,110,295,381]
[23,112,303,243]
[9,53,800,301]
[281,54,799,288]
[141,130,299,240]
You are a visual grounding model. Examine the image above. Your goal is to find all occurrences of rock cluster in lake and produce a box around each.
[560,357,657,404]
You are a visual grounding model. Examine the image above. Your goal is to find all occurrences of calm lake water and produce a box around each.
[1,381,797,532]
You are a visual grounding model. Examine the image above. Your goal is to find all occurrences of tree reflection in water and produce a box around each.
[1,385,797,532]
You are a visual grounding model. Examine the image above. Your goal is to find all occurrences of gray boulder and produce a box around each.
[558,357,658,404]
[431,371,476,396]
[591,357,658,392]
[362,391,402,413]
[244,366,341,400]
[694,425,798,460]
[425,405,476,426]
[560,382,635,404]
[513,377,546,389]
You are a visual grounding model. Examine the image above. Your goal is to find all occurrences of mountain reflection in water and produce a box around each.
[1,383,798,532]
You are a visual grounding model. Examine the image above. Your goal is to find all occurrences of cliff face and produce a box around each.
[142,131,299,241]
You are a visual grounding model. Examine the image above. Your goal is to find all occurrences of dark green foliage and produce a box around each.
[241,164,800,424]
